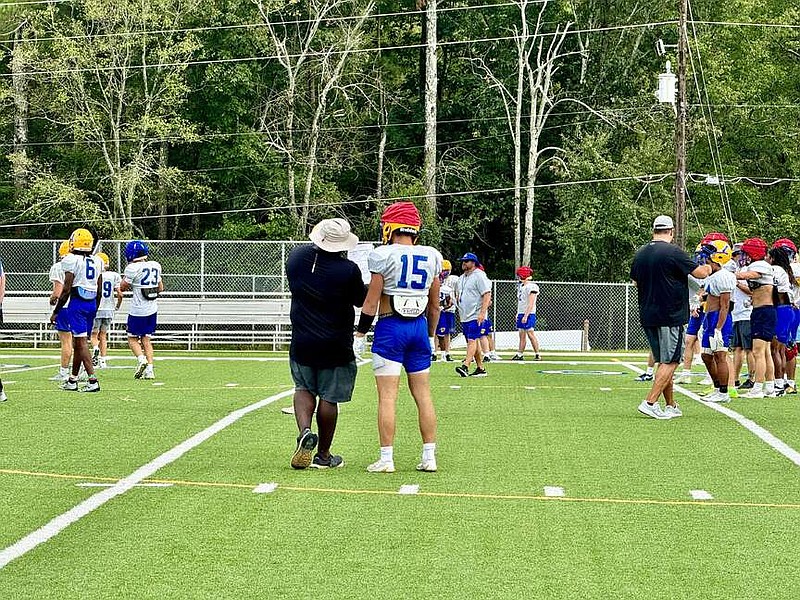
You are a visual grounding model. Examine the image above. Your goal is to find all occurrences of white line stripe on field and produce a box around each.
[0,364,59,375]
[544,486,565,497]
[76,482,174,488]
[0,386,295,570]
[621,362,800,468]
[398,484,420,495]
[253,482,279,494]
[690,489,714,500]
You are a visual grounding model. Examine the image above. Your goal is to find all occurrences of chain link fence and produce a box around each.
[0,239,650,350]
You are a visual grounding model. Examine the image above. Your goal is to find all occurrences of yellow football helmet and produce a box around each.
[58,240,70,257]
[708,239,732,266]
[442,259,452,272]
[69,228,94,252]
[95,252,109,268]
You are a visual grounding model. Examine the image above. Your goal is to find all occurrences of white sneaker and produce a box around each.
[82,380,100,392]
[143,368,155,380]
[742,389,765,399]
[703,391,729,403]
[637,400,673,420]
[664,404,682,417]
[49,371,68,381]
[367,459,396,473]
[134,360,147,379]
[0,390,7,402]
[416,459,437,472]
[699,376,713,386]
[98,359,107,369]
[674,374,692,385]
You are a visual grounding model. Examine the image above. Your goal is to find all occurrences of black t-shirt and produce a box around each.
[630,240,698,327]
[286,244,367,368]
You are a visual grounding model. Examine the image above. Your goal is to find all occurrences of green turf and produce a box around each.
[2,352,800,598]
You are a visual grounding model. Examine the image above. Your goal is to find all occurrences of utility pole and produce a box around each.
[422,0,438,217]
[675,0,688,248]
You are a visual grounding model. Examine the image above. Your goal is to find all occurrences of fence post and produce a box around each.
[582,319,590,352]
[624,284,630,351]
[200,241,205,298]
[281,243,286,293]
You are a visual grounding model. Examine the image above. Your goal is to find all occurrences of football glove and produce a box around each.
[709,329,726,352]
[353,335,366,357]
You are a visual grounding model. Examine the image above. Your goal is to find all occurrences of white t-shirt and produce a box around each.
[123,260,163,317]
[96,271,122,318]
[773,265,792,294]
[516,281,540,314]
[731,267,752,322]
[61,253,101,300]
[49,261,65,284]
[705,268,736,298]
[748,260,773,286]
[368,244,443,298]
[457,269,492,322]
[440,274,458,313]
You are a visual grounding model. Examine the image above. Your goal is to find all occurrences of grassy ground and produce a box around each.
[1,350,799,599]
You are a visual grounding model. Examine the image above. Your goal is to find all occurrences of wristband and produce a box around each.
[356,312,375,334]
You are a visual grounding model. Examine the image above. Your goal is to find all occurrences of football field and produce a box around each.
[1,350,800,599]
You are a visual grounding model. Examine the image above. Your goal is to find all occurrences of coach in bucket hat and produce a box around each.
[309,218,359,252]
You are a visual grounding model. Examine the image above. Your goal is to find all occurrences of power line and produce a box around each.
[692,20,800,30]
[0,22,677,79]
[0,0,67,6]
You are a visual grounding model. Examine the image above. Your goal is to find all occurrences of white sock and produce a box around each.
[380,446,393,463]
[137,355,147,364]
[422,443,436,462]
[753,382,763,393]
[645,366,654,375]
[775,379,784,389]
[765,381,775,393]
[60,366,69,376]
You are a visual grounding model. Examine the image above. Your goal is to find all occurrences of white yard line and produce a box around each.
[0,364,59,375]
[621,362,800,468]
[0,387,295,570]
[543,486,565,497]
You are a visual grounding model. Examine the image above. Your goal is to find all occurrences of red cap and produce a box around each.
[516,266,533,279]
[381,202,421,227]
[741,237,768,261]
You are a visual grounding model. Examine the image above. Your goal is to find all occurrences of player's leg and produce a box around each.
[54,331,72,381]
[141,335,156,379]
[312,362,355,468]
[91,325,101,365]
[287,360,319,469]
[407,371,437,471]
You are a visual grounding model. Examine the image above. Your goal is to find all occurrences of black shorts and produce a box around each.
[750,306,776,342]
[732,320,752,350]
[643,325,684,364]
[289,359,357,403]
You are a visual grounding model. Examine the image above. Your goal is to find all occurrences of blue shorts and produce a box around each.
[791,308,800,345]
[372,315,431,374]
[436,312,456,336]
[479,318,493,336]
[701,310,733,349]
[128,313,158,337]
[775,305,794,345]
[686,309,704,336]
[462,320,482,341]
[64,298,97,337]
[54,306,71,333]
[751,306,776,342]
[516,313,537,330]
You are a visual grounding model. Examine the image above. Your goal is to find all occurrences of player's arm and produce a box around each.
[477,291,491,324]
[716,291,731,328]
[95,273,103,311]
[115,284,123,310]
[426,276,441,338]
[51,271,74,320]
[120,279,132,292]
[524,290,536,320]
[355,273,383,338]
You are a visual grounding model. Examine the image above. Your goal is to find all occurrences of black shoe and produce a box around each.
[291,428,318,470]
[431,353,438,362]
[483,355,492,362]
[310,454,344,469]
[91,347,100,367]
[635,373,654,382]
[445,354,453,362]
[511,354,524,361]
[455,364,469,377]
[738,379,755,390]
[469,367,488,377]
[534,354,541,361]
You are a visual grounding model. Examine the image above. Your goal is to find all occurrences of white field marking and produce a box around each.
[621,362,800,468]
[76,482,174,488]
[599,387,612,392]
[152,382,165,387]
[544,486,565,497]
[0,386,295,570]
[253,482,279,494]
[225,383,239,387]
[3,381,16,385]
[524,386,536,390]
[449,385,461,390]
[0,364,59,375]
[398,484,420,495]
[690,489,714,500]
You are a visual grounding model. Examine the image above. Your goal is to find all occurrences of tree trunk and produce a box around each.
[11,22,29,192]
[157,141,169,239]
[423,0,437,216]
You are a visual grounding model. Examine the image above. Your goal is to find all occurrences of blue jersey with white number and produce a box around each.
[368,244,442,297]
[123,259,162,316]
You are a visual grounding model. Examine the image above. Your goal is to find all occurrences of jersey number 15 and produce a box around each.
[398,255,428,290]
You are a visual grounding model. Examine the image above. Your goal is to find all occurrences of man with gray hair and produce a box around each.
[630,215,711,419]
[286,218,367,468]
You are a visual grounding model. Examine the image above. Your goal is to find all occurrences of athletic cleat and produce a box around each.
[291,428,318,470]
[511,354,524,361]
[62,379,79,391]
[134,361,147,379]
[0,390,7,402]
[82,380,100,393]
[431,353,438,362]
[704,391,730,403]
[483,355,492,363]
[664,404,682,418]
[91,347,100,366]
[774,387,785,397]
[367,459,395,473]
[97,359,107,369]
[728,388,739,399]
[143,368,155,380]
[742,389,765,399]
[455,364,469,378]
[635,373,654,382]
[534,354,541,361]
[444,354,453,362]
[698,387,716,397]
[737,379,755,390]
[310,454,344,469]
[786,385,797,395]
[49,371,68,382]
[637,400,672,419]
[469,367,488,377]
[674,375,692,385]
[699,376,714,386]
[416,459,437,472]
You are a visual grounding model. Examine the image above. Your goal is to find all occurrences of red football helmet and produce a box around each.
[380,202,421,244]
[741,237,768,262]
[516,266,533,279]
[772,238,797,256]
[701,231,730,245]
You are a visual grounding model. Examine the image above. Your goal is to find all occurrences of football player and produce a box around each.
[511,266,541,361]
[786,259,800,394]
[120,240,163,380]
[770,240,796,395]
[736,238,777,398]
[90,252,123,369]
[697,240,736,402]
[353,201,441,473]
[50,229,102,392]
[48,240,73,382]
[434,259,458,362]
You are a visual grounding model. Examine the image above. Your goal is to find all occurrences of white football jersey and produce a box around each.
[96,271,122,318]
[705,269,736,297]
[791,264,800,306]
[516,281,540,314]
[440,274,458,313]
[368,244,442,297]
[60,253,101,300]
[49,261,65,284]
[773,265,792,294]
[124,260,163,317]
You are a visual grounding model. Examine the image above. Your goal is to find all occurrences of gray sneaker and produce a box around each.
[291,428,318,470]
[310,454,344,469]
[637,400,672,419]
[664,404,682,418]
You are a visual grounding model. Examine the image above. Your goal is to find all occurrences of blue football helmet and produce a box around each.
[125,240,149,262]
